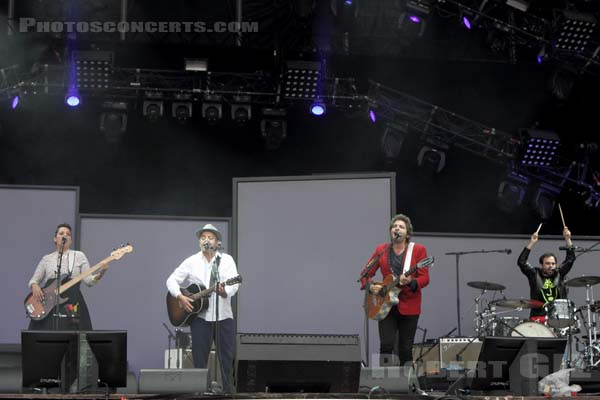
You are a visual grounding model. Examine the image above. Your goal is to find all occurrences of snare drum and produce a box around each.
[546,299,575,328]
[511,321,556,337]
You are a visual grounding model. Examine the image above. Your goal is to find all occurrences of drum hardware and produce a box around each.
[467,281,506,337]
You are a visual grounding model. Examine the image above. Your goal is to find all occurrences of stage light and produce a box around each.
[173,102,192,124]
[409,15,421,23]
[462,16,472,30]
[142,92,164,122]
[344,0,353,5]
[283,60,322,100]
[417,140,449,173]
[100,101,128,143]
[201,94,223,125]
[231,95,252,125]
[65,94,80,107]
[381,123,408,166]
[519,129,560,167]
[554,10,597,53]
[497,173,529,213]
[536,45,548,64]
[11,95,19,109]
[260,108,287,150]
[310,102,326,116]
[369,109,377,123]
[532,183,561,220]
[74,51,113,90]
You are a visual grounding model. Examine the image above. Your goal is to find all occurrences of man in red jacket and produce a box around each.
[360,214,430,366]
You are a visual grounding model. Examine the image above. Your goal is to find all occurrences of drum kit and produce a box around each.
[468,275,600,370]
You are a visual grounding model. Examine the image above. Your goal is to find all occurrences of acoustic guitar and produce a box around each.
[166,275,242,327]
[24,244,134,320]
[367,256,434,321]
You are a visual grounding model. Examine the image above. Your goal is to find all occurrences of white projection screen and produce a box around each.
[0,185,78,343]
[233,174,396,363]
[233,176,600,365]
[80,215,230,373]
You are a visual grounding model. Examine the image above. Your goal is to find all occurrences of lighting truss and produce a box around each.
[368,80,600,206]
[368,80,519,165]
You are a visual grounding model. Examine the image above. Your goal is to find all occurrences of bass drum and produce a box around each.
[510,321,556,337]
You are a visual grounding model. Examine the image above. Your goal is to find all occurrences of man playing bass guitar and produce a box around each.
[359,214,430,367]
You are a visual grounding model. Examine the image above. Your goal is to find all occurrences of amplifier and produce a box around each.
[439,337,482,371]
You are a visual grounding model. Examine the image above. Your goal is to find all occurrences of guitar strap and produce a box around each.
[403,242,415,273]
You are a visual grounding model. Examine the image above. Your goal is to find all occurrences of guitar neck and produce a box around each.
[190,285,217,301]
[59,255,113,293]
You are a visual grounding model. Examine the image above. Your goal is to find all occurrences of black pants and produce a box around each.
[189,317,235,393]
[378,306,419,366]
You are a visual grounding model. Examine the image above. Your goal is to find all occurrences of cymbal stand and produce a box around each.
[586,283,599,368]
[473,289,486,337]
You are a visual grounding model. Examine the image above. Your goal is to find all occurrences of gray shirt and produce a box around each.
[28,249,98,288]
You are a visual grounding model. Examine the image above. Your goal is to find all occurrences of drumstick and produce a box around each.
[535,223,543,234]
[558,203,566,227]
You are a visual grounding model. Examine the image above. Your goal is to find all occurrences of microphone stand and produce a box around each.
[444,249,511,336]
[209,252,224,394]
[52,238,67,331]
[162,323,176,368]
[357,246,389,367]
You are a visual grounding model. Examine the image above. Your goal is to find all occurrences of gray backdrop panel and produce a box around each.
[234,174,395,363]
[80,215,230,374]
[0,186,78,343]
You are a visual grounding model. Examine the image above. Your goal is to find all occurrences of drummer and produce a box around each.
[517,226,576,323]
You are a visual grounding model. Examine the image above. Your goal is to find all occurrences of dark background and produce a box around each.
[0,0,598,236]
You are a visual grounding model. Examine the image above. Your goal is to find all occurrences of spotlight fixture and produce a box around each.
[65,93,80,107]
[417,139,449,173]
[201,94,223,125]
[172,92,193,124]
[519,129,560,167]
[231,95,252,124]
[184,58,208,72]
[100,101,128,143]
[260,108,287,150]
[398,0,433,36]
[310,100,326,116]
[532,183,561,220]
[497,172,529,213]
[11,95,19,109]
[381,122,408,166]
[143,91,164,122]
[367,101,378,123]
[462,15,472,30]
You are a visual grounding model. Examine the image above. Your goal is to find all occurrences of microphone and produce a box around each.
[505,248,512,255]
[61,236,67,244]
[559,245,580,250]
[394,232,402,239]
[203,242,211,250]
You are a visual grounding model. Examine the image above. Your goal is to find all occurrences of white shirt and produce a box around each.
[28,250,97,288]
[166,251,239,322]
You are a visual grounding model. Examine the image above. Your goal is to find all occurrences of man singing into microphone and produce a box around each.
[517,226,576,321]
[166,224,239,393]
[359,214,430,366]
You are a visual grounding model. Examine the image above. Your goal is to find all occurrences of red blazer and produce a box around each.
[360,242,430,315]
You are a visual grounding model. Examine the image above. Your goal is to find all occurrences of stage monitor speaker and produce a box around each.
[359,366,420,394]
[138,368,209,394]
[236,333,361,393]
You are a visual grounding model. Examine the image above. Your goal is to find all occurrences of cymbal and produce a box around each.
[492,298,544,309]
[565,276,600,287]
[467,281,506,291]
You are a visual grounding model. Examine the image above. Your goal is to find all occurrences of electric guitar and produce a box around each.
[24,244,134,320]
[366,256,434,321]
[166,275,242,327]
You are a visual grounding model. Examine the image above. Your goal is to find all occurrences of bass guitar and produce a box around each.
[24,244,134,321]
[367,256,434,321]
[166,275,242,327]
